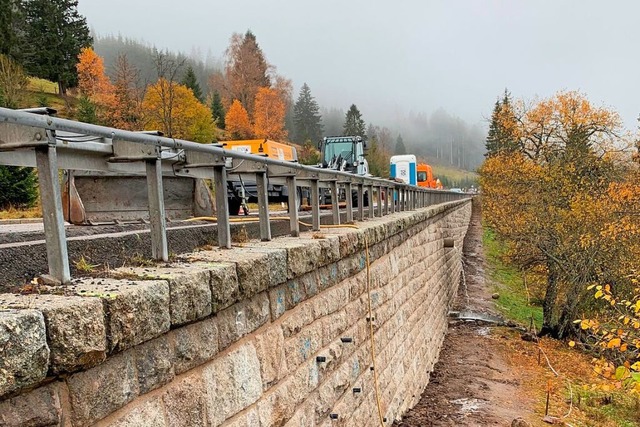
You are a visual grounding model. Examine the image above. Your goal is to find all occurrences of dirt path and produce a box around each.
[395,199,538,426]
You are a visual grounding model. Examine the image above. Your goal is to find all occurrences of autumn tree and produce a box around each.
[0,53,27,108]
[181,65,203,102]
[76,47,113,97]
[145,51,186,137]
[293,83,323,144]
[142,79,215,143]
[225,99,252,139]
[343,104,366,136]
[210,91,225,129]
[298,140,320,165]
[253,87,287,140]
[109,54,143,130]
[22,0,92,94]
[480,91,630,338]
[364,123,393,178]
[485,89,520,156]
[223,30,270,115]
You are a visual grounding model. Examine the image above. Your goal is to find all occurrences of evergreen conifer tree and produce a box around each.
[210,91,225,129]
[293,83,323,144]
[22,0,92,94]
[343,104,366,136]
[181,65,203,102]
[395,134,407,155]
[485,89,519,156]
[0,166,37,209]
[0,0,25,61]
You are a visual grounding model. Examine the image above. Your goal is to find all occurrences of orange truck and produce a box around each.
[417,163,442,189]
[222,139,297,162]
[221,139,300,215]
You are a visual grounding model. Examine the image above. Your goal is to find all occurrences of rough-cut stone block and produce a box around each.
[241,245,288,287]
[134,336,174,394]
[200,262,240,312]
[217,292,270,350]
[110,396,166,427]
[203,343,262,426]
[71,279,170,353]
[254,325,287,390]
[67,350,139,426]
[284,322,324,369]
[286,240,322,279]
[280,303,314,338]
[268,284,287,321]
[162,375,208,427]
[0,309,49,398]
[185,249,270,299]
[113,265,212,326]
[0,383,61,426]
[0,294,106,374]
[314,236,340,266]
[172,317,219,374]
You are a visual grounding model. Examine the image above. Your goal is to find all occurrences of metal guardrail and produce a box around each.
[0,107,468,284]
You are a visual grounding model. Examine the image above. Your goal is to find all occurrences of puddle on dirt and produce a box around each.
[448,310,505,325]
[450,398,486,413]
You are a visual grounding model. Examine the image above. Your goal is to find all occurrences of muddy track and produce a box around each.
[395,198,537,426]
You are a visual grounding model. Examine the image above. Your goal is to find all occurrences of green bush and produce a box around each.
[0,166,38,209]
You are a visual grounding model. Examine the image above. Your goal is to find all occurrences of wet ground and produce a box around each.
[395,199,537,426]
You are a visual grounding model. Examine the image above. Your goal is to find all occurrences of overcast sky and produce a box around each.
[77,0,640,130]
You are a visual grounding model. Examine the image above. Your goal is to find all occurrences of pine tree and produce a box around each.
[0,0,25,61]
[210,91,225,129]
[395,134,407,155]
[485,89,519,156]
[181,65,202,102]
[343,104,366,136]
[0,165,38,209]
[22,0,92,94]
[292,83,323,144]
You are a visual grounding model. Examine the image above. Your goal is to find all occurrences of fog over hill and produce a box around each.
[80,0,640,170]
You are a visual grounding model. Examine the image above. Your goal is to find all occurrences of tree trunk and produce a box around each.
[539,262,560,337]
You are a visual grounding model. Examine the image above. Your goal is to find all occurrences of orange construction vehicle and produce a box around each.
[222,139,300,215]
[417,163,442,189]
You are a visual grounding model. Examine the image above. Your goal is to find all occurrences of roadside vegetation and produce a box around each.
[481,89,640,425]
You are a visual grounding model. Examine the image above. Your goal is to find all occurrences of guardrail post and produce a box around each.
[35,131,70,284]
[145,155,169,261]
[345,182,353,223]
[390,187,395,213]
[357,184,364,221]
[384,187,390,215]
[376,186,383,217]
[310,179,320,231]
[330,180,340,225]
[213,164,231,248]
[255,171,271,241]
[368,184,374,218]
[287,176,300,237]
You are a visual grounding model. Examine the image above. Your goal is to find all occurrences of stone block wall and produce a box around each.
[0,200,472,427]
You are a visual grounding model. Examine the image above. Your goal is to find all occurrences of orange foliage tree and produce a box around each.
[142,79,215,143]
[225,99,253,139]
[480,91,633,338]
[76,47,115,123]
[76,47,113,98]
[252,87,287,140]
